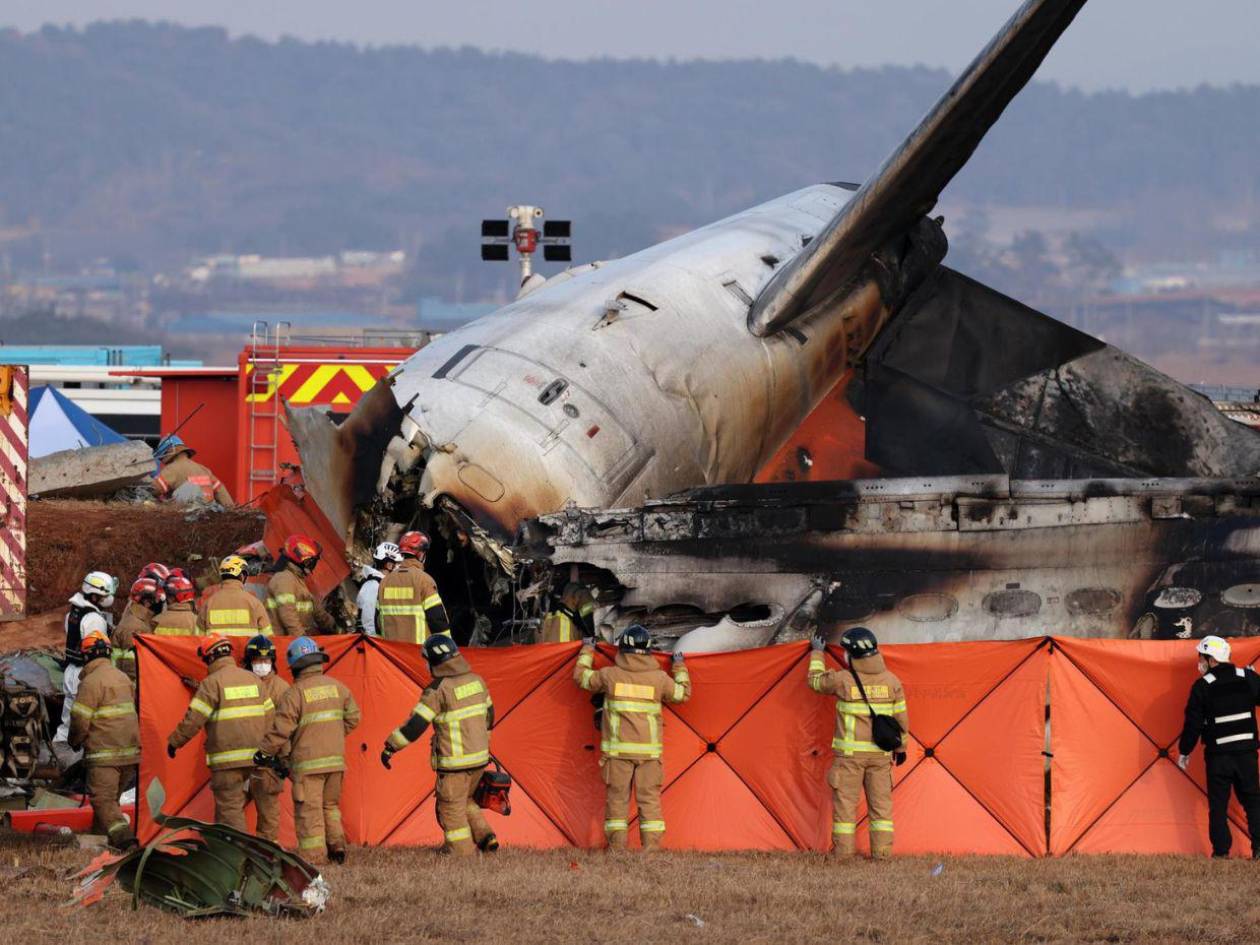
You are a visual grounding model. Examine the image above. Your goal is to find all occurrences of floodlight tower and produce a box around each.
[481,205,571,293]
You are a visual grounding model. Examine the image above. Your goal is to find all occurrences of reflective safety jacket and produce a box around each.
[387,654,493,771]
[1179,662,1260,757]
[808,651,908,757]
[259,665,360,777]
[200,578,272,637]
[266,564,330,635]
[154,452,234,507]
[256,669,290,709]
[153,601,201,636]
[112,602,153,682]
[65,593,110,666]
[68,657,139,768]
[539,584,596,644]
[574,647,690,760]
[377,559,449,644]
[169,656,274,769]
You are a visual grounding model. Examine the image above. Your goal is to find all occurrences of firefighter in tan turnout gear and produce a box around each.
[112,577,165,684]
[266,534,334,635]
[539,580,596,644]
[151,434,234,506]
[241,635,288,843]
[574,625,690,850]
[381,634,499,856]
[256,637,361,864]
[167,634,273,832]
[200,554,272,638]
[377,530,451,644]
[153,574,201,635]
[68,630,139,850]
[808,626,908,858]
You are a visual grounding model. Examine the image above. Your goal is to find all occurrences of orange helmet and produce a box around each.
[197,633,233,663]
[283,534,322,569]
[165,574,196,604]
[138,562,171,583]
[398,531,430,558]
[130,577,166,608]
[81,630,112,661]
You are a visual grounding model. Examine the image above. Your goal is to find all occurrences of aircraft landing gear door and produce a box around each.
[442,347,647,495]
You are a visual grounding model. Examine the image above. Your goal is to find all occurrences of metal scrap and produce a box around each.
[71,778,328,918]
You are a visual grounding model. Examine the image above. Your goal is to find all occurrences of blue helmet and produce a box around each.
[286,636,326,671]
[154,434,193,463]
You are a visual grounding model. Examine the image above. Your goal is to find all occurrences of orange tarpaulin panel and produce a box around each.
[1049,637,1260,855]
[656,753,797,852]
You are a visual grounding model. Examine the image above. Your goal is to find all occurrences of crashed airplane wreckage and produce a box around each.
[287,0,1260,649]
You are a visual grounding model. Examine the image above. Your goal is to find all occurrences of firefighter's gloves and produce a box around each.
[380,746,395,770]
[253,750,290,780]
[894,751,908,767]
[166,743,178,760]
[1177,754,1191,771]
[810,634,828,652]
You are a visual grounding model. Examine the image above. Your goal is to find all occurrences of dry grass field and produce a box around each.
[2,831,1258,945]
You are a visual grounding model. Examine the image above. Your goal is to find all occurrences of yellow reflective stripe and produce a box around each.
[269,594,297,605]
[833,822,856,835]
[112,648,136,661]
[436,702,489,723]
[613,682,656,700]
[604,819,628,832]
[94,703,136,719]
[436,749,489,769]
[293,755,344,772]
[298,709,345,727]
[382,587,414,600]
[85,747,139,763]
[263,699,275,712]
[671,683,686,702]
[836,701,898,716]
[153,626,198,636]
[672,670,690,683]
[600,740,662,757]
[189,698,214,717]
[378,605,424,615]
[605,700,660,714]
[211,704,268,721]
[577,652,594,668]
[422,593,443,609]
[303,684,340,703]
[579,603,595,616]
[454,680,484,699]
[70,702,94,719]
[640,820,666,832]
[295,602,313,612]
[387,729,410,749]
[413,702,438,723]
[444,827,472,842]
[833,738,882,754]
[206,747,257,766]
[223,685,260,700]
[870,820,894,832]
[299,835,326,850]
[218,627,263,637]
[891,701,907,714]
[209,609,251,625]
[579,669,596,688]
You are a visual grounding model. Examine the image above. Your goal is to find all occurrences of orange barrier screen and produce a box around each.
[134,635,1255,855]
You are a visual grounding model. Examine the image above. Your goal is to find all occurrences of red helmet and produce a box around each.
[398,531,430,558]
[197,633,233,663]
[165,574,196,604]
[130,577,166,608]
[283,534,322,568]
[138,562,171,583]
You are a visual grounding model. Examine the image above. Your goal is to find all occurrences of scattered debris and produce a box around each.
[930,862,945,877]
[71,778,328,918]
[28,441,152,500]
[684,913,706,928]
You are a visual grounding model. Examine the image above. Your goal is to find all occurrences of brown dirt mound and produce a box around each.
[2,500,265,652]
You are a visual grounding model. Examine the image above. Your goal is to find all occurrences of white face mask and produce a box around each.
[252,661,273,678]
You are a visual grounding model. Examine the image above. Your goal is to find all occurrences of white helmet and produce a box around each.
[373,541,402,563]
[82,571,118,606]
[1196,635,1231,663]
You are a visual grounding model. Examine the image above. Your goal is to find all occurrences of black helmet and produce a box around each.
[424,634,459,667]
[839,626,879,658]
[244,635,276,664]
[618,624,652,654]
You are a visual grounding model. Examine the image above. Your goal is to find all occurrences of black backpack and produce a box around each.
[852,670,904,752]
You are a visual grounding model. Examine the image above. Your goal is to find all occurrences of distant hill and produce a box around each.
[1,21,1259,299]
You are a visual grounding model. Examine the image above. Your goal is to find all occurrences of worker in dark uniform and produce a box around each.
[1177,634,1260,858]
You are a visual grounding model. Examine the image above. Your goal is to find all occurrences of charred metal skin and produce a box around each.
[525,477,1260,646]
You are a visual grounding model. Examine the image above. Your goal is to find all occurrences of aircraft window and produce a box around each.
[1066,588,1122,617]
[617,291,658,312]
[896,593,958,623]
[537,379,568,405]
[983,589,1042,618]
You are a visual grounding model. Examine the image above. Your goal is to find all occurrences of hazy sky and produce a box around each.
[4,0,1258,92]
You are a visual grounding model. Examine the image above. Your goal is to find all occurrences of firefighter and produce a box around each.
[356,541,401,634]
[167,634,273,832]
[67,630,139,850]
[242,635,288,843]
[1177,635,1260,858]
[380,634,498,856]
[573,625,690,850]
[539,580,596,644]
[151,434,234,507]
[266,534,334,635]
[53,571,118,759]
[112,577,165,684]
[377,531,450,644]
[256,637,360,865]
[200,554,272,637]
[154,573,201,635]
[808,627,908,858]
